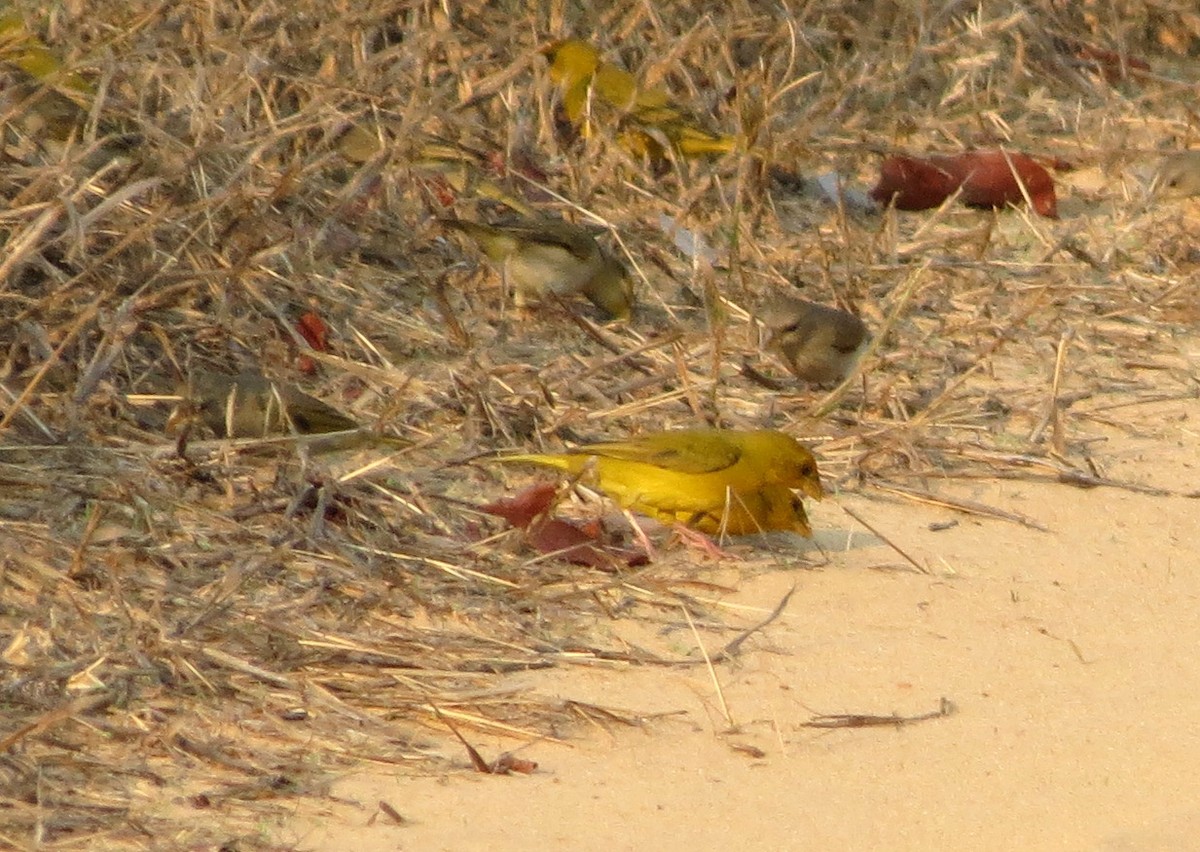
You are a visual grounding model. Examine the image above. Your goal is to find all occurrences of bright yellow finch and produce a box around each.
[498,428,823,536]
[541,38,738,162]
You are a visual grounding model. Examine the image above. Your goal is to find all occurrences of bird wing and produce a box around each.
[439,219,520,261]
[494,220,597,262]
[441,218,596,263]
[830,315,869,353]
[768,298,867,355]
[573,430,742,475]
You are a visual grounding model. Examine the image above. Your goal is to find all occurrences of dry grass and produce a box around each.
[1,0,1199,846]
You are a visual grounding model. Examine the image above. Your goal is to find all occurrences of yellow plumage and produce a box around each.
[0,11,93,95]
[498,428,822,536]
[542,39,738,162]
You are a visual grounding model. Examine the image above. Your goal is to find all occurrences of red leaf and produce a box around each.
[527,517,603,562]
[871,151,1058,218]
[481,482,557,529]
[296,311,330,351]
[528,518,649,568]
[934,151,1058,218]
[483,483,650,567]
[869,155,960,211]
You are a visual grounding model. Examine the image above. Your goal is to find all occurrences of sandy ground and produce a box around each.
[277,395,1200,852]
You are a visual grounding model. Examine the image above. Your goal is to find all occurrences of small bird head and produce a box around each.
[583,256,635,320]
[781,446,824,501]
[1155,152,1200,198]
[750,430,824,499]
[540,39,601,86]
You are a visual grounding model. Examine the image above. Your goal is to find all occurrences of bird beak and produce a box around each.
[802,478,825,501]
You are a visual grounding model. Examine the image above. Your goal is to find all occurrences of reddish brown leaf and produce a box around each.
[491,753,538,775]
[1070,41,1151,84]
[296,311,329,351]
[481,482,557,528]
[528,518,649,568]
[527,517,605,563]
[934,151,1058,218]
[869,155,960,211]
[483,483,649,566]
[871,151,1058,218]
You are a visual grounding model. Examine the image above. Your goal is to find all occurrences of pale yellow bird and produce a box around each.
[440,216,633,319]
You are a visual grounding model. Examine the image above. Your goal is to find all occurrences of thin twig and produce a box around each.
[840,504,930,573]
[710,585,796,663]
[682,603,734,729]
[802,696,956,729]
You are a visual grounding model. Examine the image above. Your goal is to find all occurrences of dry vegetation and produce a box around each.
[2,0,1199,847]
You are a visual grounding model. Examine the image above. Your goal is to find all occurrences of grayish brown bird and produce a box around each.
[440,217,634,319]
[761,294,871,385]
[170,371,359,439]
[1155,151,1200,198]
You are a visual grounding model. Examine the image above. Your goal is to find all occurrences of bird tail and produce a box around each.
[489,452,580,474]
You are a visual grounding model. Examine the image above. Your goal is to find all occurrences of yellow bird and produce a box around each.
[761,294,872,385]
[0,11,93,95]
[440,216,634,319]
[0,12,136,160]
[541,38,738,162]
[497,428,823,536]
[0,11,93,147]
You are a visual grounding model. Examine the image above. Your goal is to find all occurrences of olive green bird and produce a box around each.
[440,217,634,319]
[170,371,359,439]
[0,11,133,158]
